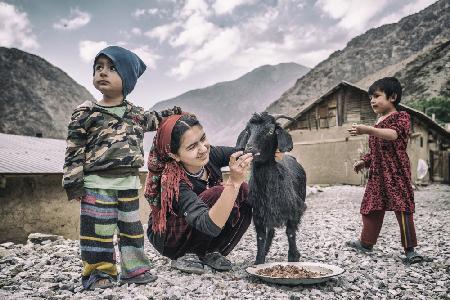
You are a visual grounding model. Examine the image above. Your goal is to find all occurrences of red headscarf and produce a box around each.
[144,114,192,233]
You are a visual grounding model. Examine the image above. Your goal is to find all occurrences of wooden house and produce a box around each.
[283,81,450,185]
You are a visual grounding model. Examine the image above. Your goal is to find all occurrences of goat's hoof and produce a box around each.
[254,259,265,265]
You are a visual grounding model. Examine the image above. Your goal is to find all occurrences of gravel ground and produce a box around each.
[0,184,449,300]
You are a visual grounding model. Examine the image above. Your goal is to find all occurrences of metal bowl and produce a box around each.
[246,261,345,285]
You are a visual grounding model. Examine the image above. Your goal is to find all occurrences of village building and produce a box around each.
[284,81,450,186]
[0,133,151,243]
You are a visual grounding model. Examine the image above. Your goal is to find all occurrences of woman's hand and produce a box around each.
[353,160,366,174]
[209,151,253,228]
[348,123,372,136]
[228,151,253,186]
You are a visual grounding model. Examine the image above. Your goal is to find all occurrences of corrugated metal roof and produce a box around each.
[0,133,66,174]
[0,133,150,174]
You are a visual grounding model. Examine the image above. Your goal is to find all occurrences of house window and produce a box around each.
[318,105,329,128]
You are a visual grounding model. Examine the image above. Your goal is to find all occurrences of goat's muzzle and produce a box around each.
[244,146,260,157]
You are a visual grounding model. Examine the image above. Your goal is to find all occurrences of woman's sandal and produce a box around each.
[83,271,116,291]
[120,271,158,285]
[171,253,205,275]
[200,252,232,271]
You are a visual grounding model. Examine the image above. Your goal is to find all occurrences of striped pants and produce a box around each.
[80,188,151,284]
[360,210,417,250]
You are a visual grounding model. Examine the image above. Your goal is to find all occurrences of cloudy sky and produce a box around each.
[0,0,438,108]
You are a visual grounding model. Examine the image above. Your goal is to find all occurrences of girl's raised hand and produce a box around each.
[348,123,371,136]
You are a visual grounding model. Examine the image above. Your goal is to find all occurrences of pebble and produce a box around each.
[0,184,448,299]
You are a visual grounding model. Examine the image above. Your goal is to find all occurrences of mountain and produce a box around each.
[394,39,450,101]
[266,0,450,116]
[0,47,94,139]
[150,63,309,146]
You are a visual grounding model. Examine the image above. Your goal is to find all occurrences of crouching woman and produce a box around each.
[144,114,253,274]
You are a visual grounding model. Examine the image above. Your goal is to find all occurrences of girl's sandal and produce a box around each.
[403,251,425,264]
[345,240,373,252]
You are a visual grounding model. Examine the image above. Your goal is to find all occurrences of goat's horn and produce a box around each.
[273,114,295,122]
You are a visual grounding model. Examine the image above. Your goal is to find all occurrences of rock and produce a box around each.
[28,233,61,244]
[0,242,14,249]
[0,249,11,258]
[0,185,449,299]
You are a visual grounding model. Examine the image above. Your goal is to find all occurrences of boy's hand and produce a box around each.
[353,160,365,174]
[348,123,372,136]
[160,106,182,118]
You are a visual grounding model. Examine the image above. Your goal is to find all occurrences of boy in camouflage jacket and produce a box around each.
[63,46,179,290]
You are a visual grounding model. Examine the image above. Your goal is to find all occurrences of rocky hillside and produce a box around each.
[151,63,309,146]
[0,47,94,139]
[394,40,450,102]
[267,0,450,116]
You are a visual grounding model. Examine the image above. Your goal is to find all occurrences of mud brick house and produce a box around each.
[0,133,151,243]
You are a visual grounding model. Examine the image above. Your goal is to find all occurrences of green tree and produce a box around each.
[407,97,450,125]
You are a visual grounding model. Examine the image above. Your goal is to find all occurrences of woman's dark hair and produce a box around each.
[368,77,402,106]
[170,114,201,154]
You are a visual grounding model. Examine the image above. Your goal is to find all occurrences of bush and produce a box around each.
[407,97,450,125]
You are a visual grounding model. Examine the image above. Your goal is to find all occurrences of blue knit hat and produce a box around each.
[94,46,146,97]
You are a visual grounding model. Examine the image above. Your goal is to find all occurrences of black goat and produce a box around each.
[236,112,307,265]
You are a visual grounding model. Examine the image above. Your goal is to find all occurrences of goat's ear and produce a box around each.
[276,126,293,152]
[235,128,249,151]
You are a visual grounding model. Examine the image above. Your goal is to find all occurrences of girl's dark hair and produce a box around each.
[368,77,402,106]
[170,114,201,154]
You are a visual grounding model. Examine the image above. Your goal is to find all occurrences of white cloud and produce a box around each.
[79,40,108,62]
[187,27,241,63]
[170,27,241,79]
[212,0,254,15]
[133,8,161,18]
[180,0,210,18]
[53,8,90,30]
[132,8,146,18]
[115,41,128,47]
[315,0,351,19]
[169,59,195,79]
[375,0,437,27]
[131,27,142,35]
[148,8,159,15]
[242,8,279,34]
[316,0,389,31]
[0,2,39,49]
[132,45,161,69]
[145,22,179,43]
[170,14,216,47]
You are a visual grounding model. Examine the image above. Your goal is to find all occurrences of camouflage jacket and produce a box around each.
[63,100,159,199]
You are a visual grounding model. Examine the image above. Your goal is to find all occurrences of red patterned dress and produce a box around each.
[360,111,415,215]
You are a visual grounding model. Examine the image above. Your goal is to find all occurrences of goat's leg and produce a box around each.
[264,228,275,256]
[286,220,300,262]
[254,223,267,265]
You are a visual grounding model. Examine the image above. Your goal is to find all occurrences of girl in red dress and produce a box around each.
[347,77,423,264]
